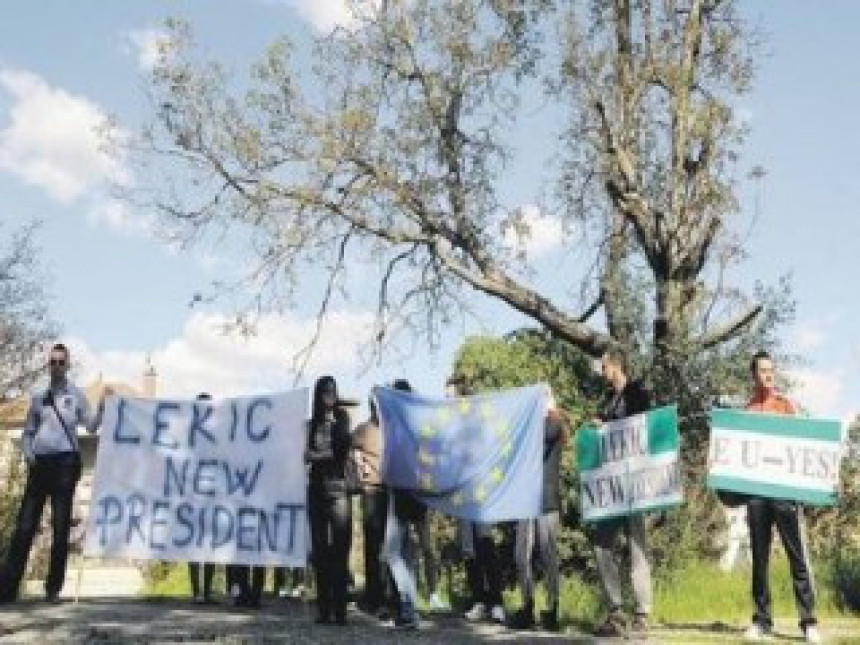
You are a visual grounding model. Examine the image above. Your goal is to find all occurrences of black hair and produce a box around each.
[392,378,413,392]
[368,396,378,425]
[312,375,340,425]
[444,374,472,396]
[51,343,70,361]
[196,393,212,401]
[750,350,773,374]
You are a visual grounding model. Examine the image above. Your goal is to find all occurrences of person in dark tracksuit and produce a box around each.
[743,351,820,644]
[0,343,108,604]
[306,375,352,626]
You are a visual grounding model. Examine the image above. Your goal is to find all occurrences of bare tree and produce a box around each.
[0,222,56,401]
[123,0,769,394]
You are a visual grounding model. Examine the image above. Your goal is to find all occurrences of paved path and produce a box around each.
[0,599,858,644]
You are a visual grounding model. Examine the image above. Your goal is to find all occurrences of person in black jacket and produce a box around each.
[590,347,653,637]
[306,375,352,625]
[509,389,566,631]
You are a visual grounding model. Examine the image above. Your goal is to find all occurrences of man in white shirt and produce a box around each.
[0,343,108,603]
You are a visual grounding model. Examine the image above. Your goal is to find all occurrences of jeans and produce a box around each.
[383,492,418,616]
[0,452,81,599]
[747,498,816,629]
[361,486,390,609]
[309,487,352,620]
[226,565,265,606]
[188,562,215,599]
[592,514,652,615]
[459,520,502,607]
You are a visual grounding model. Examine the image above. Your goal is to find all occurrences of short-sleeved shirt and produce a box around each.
[22,382,93,460]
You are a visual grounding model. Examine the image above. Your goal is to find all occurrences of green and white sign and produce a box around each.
[576,406,682,522]
[707,409,845,506]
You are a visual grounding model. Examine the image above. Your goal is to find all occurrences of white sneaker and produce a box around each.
[490,605,506,624]
[804,625,823,644]
[230,583,241,599]
[291,584,305,599]
[465,602,486,621]
[428,592,448,611]
[744,623,772,641]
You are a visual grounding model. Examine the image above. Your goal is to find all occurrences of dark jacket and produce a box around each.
[307,408,351,494]
[599,380,651,422]
[542,411,565,513]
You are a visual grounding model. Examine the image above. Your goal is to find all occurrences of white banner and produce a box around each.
[84,390,309,566]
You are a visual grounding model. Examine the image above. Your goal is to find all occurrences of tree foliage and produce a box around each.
[0,222,56,402]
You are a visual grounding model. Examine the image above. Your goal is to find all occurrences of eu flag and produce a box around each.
[374,384,548,522]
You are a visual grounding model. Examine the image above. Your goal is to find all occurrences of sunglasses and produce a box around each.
[49,359,67,367]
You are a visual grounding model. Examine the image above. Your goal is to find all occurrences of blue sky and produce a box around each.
[0,1,857,420]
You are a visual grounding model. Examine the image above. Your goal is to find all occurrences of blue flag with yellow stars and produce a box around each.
[375,383,548,522]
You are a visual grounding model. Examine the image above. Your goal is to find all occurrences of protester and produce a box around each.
[226,565,265,609]
[306,375,352,625]
[509,389,565,631]
[0,343,109,604]
[381,378,428,629]
[588,347,653,637]
[353,397,395,618]
[742,351,820,644]
[444,375,506,625]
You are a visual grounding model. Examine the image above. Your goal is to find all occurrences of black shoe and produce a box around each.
[540,606,559,632]
[631,613,649,632]
[508,607,535,630]
[593,611,627,637]
[45,592,61,605]
[335,613,347,626]
[315,615,332,625]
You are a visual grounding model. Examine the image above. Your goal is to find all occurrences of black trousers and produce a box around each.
[361,486,389,610]
[273,566,304,593]
[0,452,80,599]
[187,562,215,599]
[226,564,265,606]
[309,487,352,620]
[747,498,816,629]
[466,529,503,607]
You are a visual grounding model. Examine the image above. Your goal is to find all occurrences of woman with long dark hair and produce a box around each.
[305,375,352,625]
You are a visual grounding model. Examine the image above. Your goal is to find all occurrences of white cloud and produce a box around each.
[124,28,171,72]
[791,322,826,352]
[0,68,128,203]
[280,0,379,34]
[67,309,375,399]
[87,200,153,236]
[502,205,564,258]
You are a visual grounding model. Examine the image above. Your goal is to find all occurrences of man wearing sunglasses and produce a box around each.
[0,343,109,604]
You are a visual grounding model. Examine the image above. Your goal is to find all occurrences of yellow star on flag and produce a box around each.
[419,473,435,491]
[489,467,504,485]
[458,398,472,415]
[419,422,438,438]
[473,484,487,503]
[436,407,453,424]
[493,420,509,438]
[479,401,494,420]
[500,440,512,458]
[418,449,435,466]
